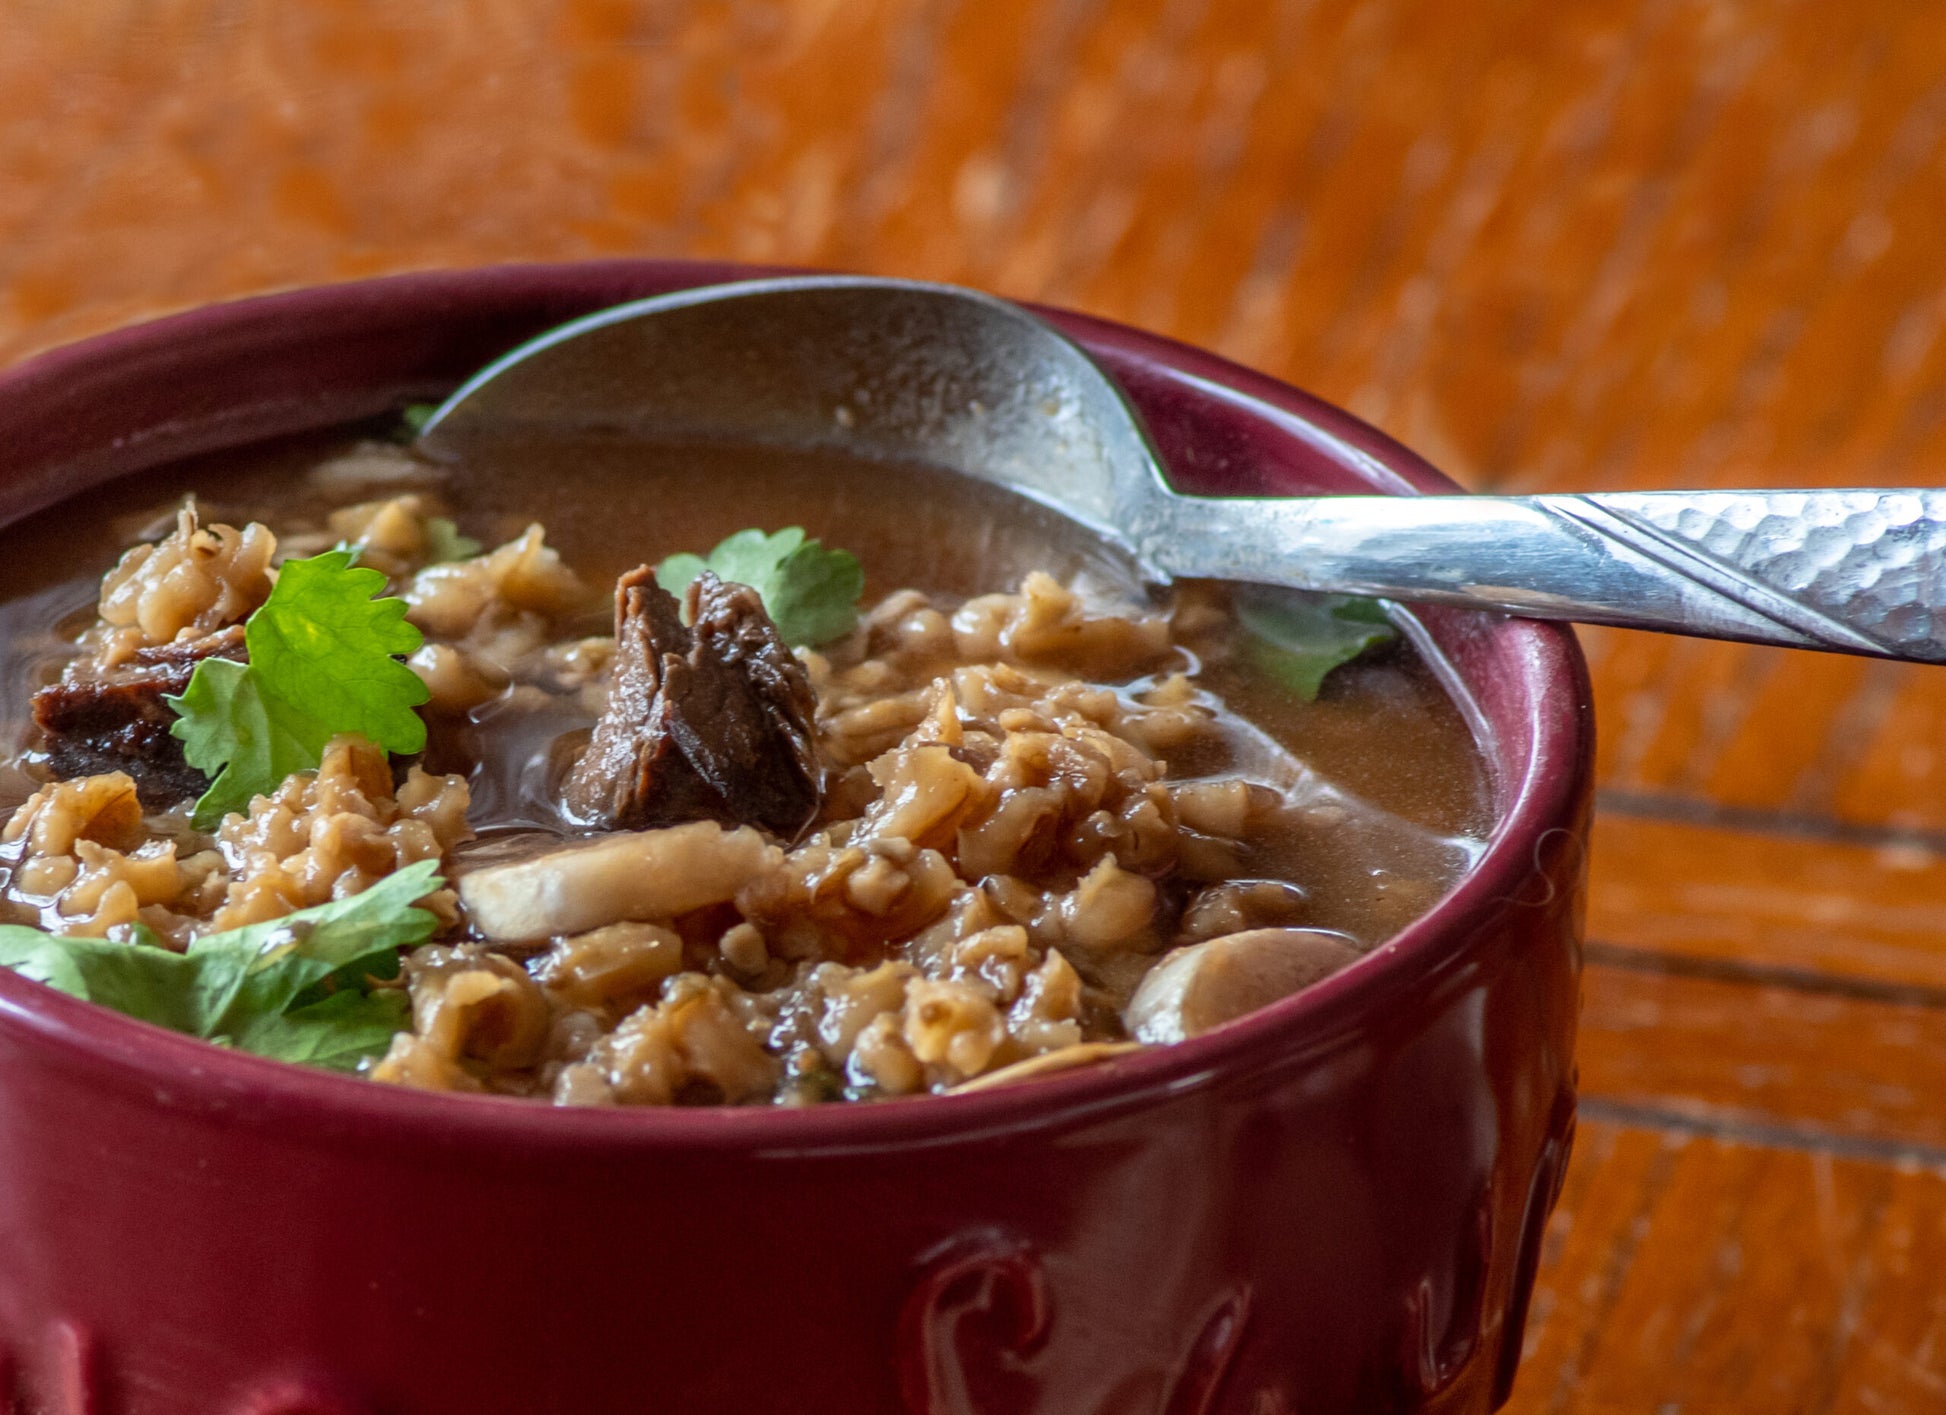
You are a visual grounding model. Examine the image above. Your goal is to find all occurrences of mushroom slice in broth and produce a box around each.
[0,430,1491,1105]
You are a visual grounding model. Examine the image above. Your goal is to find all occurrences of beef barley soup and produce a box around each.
[0,421,1489,1106]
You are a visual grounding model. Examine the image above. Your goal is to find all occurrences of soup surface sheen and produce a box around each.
[0,426,1489,1105]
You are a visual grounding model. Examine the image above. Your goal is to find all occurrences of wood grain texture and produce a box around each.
[1505,1122,1931,1415]
[1589,812,1946,991]
[3,2,1944,1409]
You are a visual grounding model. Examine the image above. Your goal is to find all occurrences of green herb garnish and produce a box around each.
[1233,587,1398,700]
[400,402,439,435]
[0,860,441,1070]
[333,518,478,568]
[167,550,430,828]
[656,527,864,647]
[423,516,482,564]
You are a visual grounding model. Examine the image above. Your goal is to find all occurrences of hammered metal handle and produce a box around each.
[1144,489,1946,662]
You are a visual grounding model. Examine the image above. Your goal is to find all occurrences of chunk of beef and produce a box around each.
[563,568,823,838]
[31,626,245,810]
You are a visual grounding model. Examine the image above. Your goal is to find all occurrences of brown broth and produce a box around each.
[0,424,1493,948]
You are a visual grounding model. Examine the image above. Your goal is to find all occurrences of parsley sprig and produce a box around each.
[0,860,441,1070]
[1233,587,1399,700]
[167,550,430,828]
[656,527,864,647]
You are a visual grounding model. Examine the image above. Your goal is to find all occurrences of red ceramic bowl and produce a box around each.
[0,263,1590,1415]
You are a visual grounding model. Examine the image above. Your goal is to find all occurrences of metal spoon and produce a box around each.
[419,275,1946,663]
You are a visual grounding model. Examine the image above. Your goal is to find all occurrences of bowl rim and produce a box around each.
[0,261,1591,1153]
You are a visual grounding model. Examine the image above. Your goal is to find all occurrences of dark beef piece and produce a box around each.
[563,568,823,838]
[31,625,246,810]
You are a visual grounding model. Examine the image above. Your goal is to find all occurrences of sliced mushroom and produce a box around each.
[1122,927,1364,1044]
[947,1041,1142,1093]
[458,820,779,941]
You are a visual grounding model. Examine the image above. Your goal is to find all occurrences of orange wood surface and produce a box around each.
[4,2,1945,1409]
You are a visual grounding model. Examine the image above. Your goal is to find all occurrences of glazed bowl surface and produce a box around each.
[0,262,1590,1415]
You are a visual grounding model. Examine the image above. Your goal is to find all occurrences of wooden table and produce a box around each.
[5,3,1944,1409]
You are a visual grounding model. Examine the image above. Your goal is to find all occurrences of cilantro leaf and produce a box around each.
[169,657,331,827]
[400,402,439,435]
[655,527,864,646]
[189,859,445,1028]
[0,860,441,1072]
[654,552,706,590]
[168,551,430,828]
[246,551,428,754]
[424,516,482,564]
[691,527,807,590]
[334,517,477,567]
[0,922,206,1034]
[762,540,868,648]
[1233,587,1399,700]
[251,988,411,1070]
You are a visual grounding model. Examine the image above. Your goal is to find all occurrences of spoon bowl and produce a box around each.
[420,276,1167,568]
[426,274,1946,664]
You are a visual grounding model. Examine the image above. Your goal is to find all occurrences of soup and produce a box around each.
[0,419,1488,1105]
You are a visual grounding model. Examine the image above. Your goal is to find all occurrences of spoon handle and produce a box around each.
[1146,489,1946,662]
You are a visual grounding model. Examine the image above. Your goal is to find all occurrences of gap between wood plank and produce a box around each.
[1583,939,1946,1010]
[1576,1098,1946,1172]
[1584,809,1946,991]
[1599,786,1946,854]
